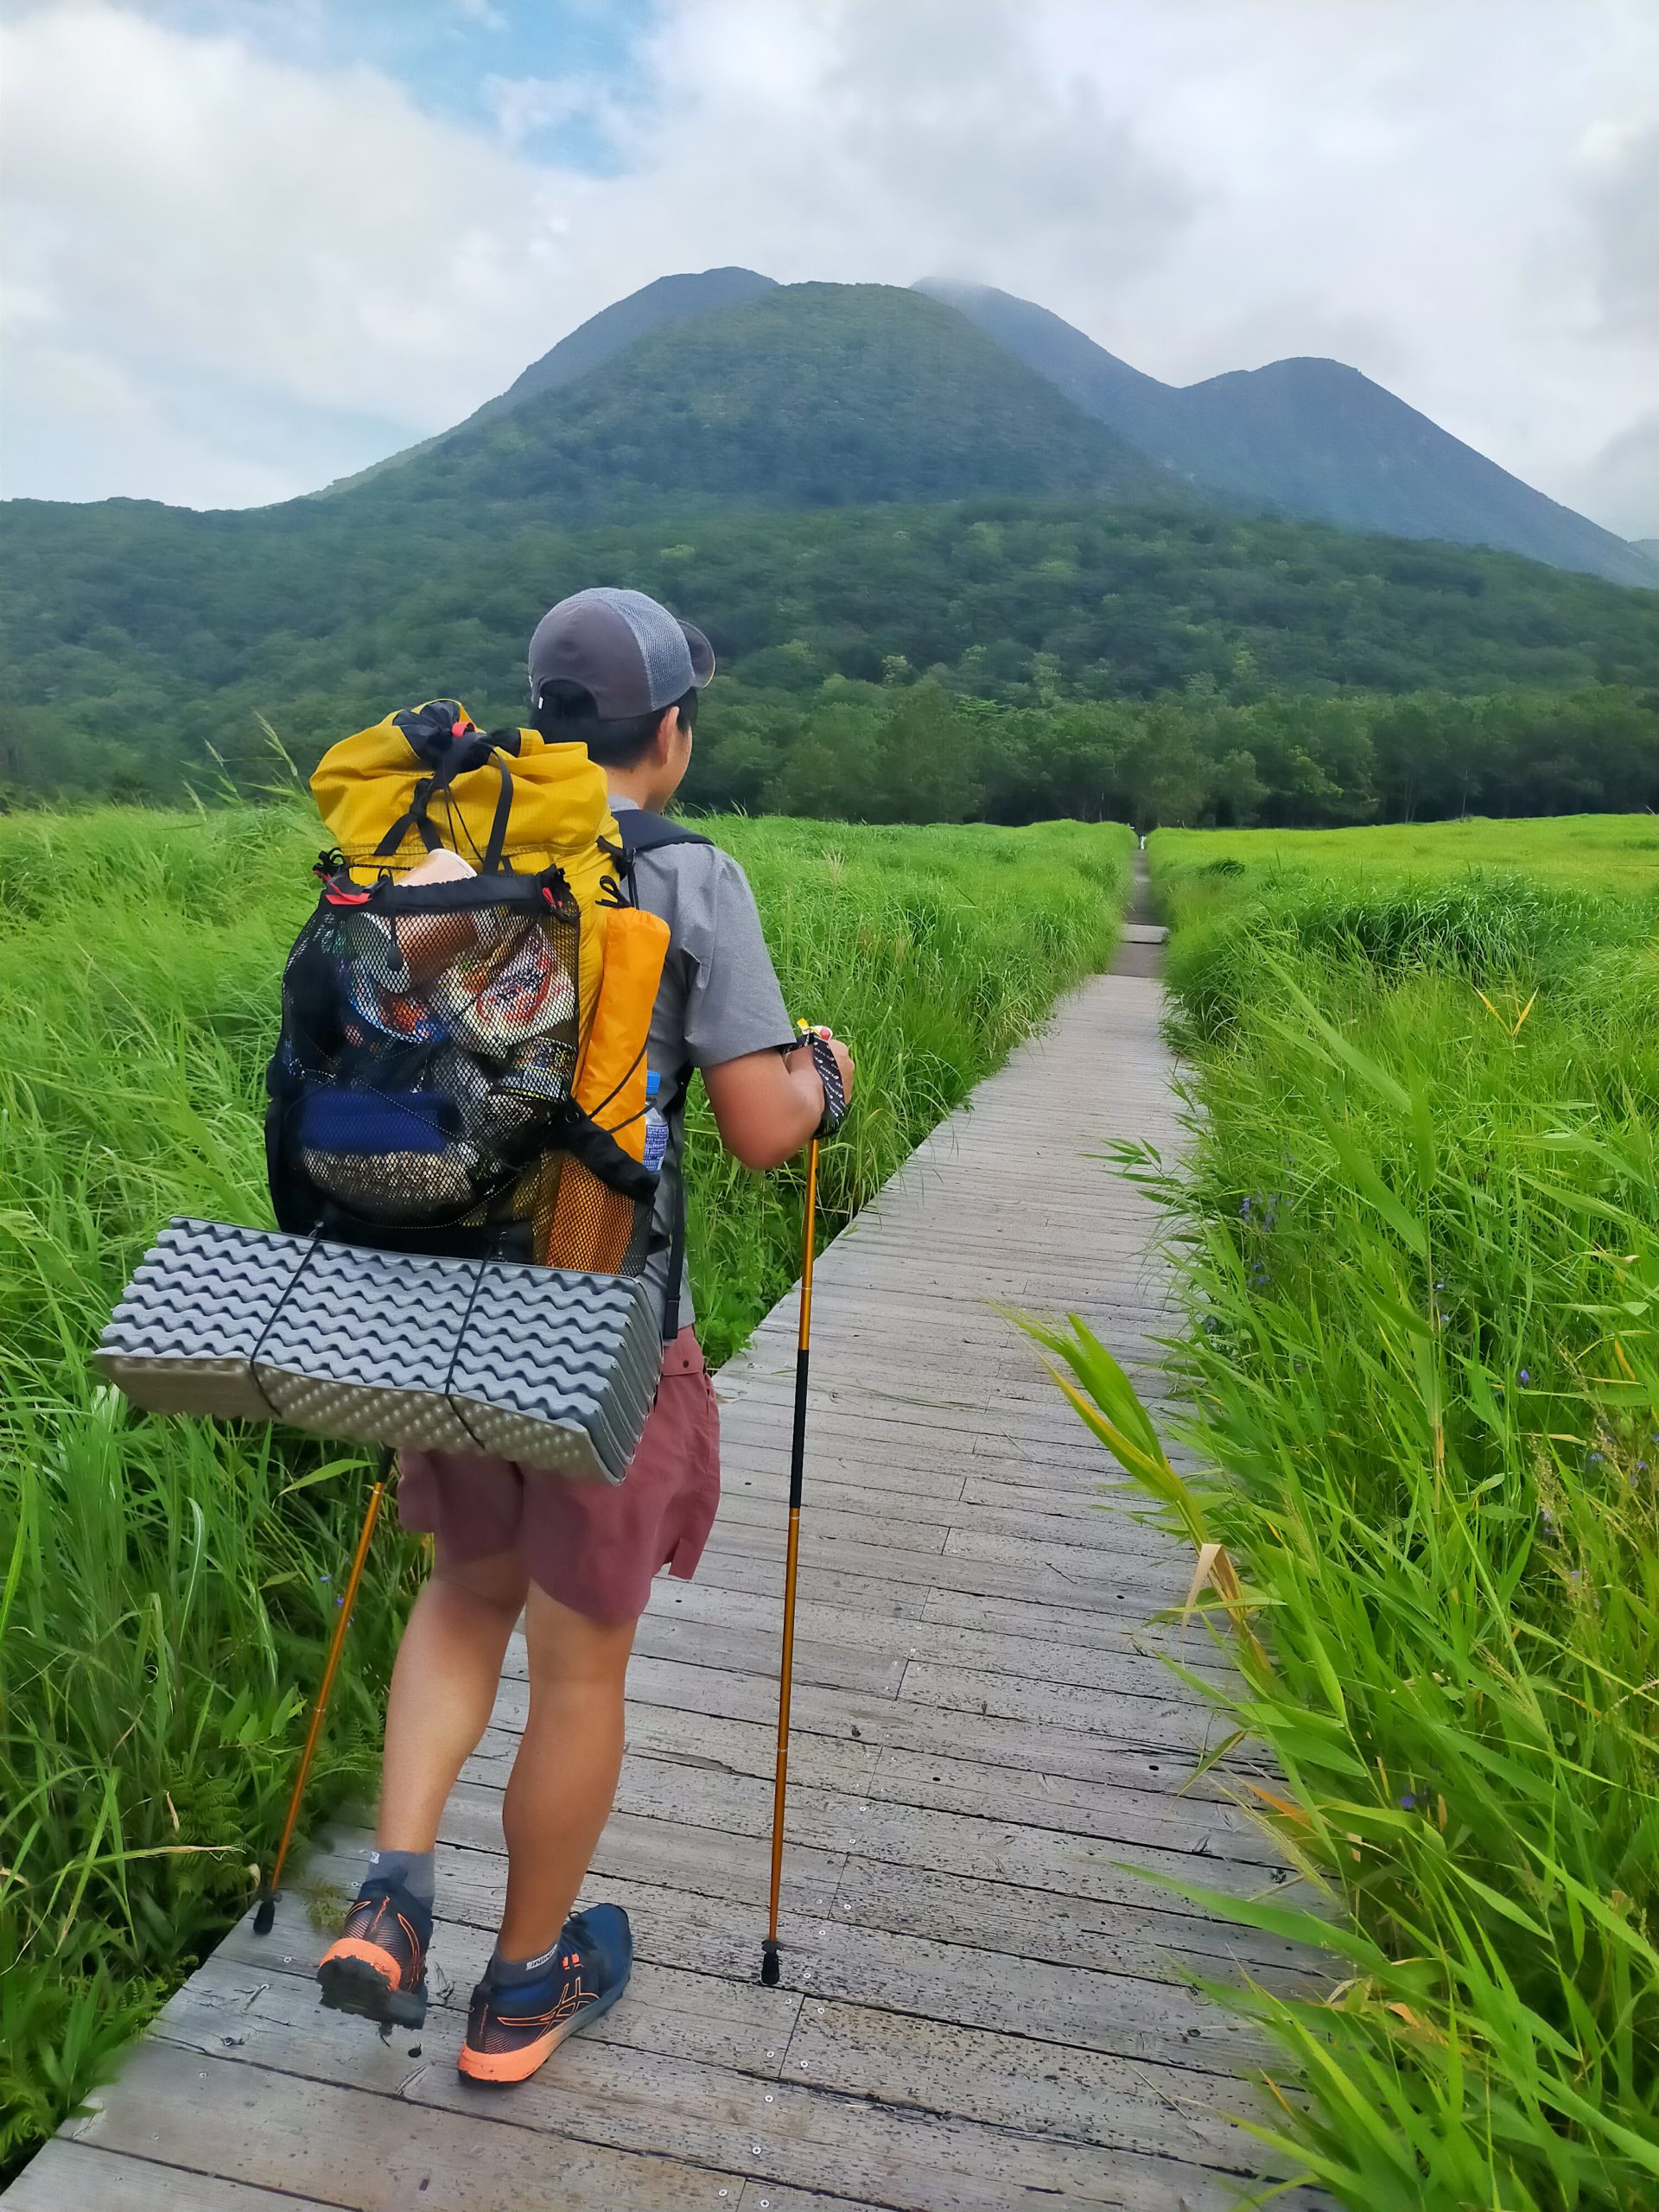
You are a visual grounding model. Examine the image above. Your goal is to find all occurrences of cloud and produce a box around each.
[0,1,582,499]
[1577,123,1659,342]
[3,0,1656,532]
[1561,409,1659,543]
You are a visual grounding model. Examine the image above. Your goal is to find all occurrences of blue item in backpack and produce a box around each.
[301,1090,460,1156]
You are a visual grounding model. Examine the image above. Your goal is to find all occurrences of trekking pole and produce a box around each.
[253,1447,391,1936]
[760,1131,820,1986]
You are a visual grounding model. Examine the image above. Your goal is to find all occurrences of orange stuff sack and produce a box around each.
[542,904,671,1270]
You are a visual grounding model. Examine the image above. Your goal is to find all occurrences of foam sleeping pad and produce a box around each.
[95,1218,662,1484]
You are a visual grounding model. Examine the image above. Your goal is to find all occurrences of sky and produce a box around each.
[2,0,1655,537]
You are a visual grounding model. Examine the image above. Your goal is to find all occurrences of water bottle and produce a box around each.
[642,1070,670,1174]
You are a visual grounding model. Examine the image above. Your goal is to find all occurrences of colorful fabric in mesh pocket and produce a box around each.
[271,865,591,1246]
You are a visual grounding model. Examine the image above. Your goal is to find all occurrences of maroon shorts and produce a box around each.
[396,1327,721,1625]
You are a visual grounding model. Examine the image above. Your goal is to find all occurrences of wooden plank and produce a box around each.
[460,1748,1284,1916]
[3,2142,340,2212]
[67,2037,743,2209]
[696,1517,1191,1616]
[140,1961,1244,2212]
[785,2000,1263,2169]
[896,1659,1230,1751]
[719,1437,1166,1514]
[640,1573,1236,1688]
[634,1611,908,1699]
[711,1492,954,1558]
[626,1654,1255,1783]
[734,2185,891,2212]
[433,1785,848,1916]
[660,1542,932,1624]
[719,1440,971,1504]
[864,1744,1268,1848]
[757,1264,1171,1312]
[823,1856,1310,1994]
[713,1471,1169,1560]
[718,1379,1114,1450]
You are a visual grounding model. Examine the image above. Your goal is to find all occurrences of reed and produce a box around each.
[1037,819,1658,2208]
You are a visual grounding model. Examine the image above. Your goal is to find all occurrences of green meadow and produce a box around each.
[0,803,1129,2173]
[1162,810,1659,894]
[1065,813,1657,2208]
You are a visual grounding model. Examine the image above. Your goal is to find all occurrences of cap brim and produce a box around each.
[679,618,715,688]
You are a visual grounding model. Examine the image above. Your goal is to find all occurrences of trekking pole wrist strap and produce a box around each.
[805,1030,847,1139]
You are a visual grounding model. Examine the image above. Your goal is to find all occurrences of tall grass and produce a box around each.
[0,800,1128,2175]
[1045,823,1659,2208]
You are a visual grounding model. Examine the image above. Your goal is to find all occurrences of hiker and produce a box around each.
[315,588,854,2082]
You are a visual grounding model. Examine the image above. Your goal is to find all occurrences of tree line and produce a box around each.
[2,495,1653,817]
[696,676,1656,829]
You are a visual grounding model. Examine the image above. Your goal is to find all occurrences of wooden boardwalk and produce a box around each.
[11,918,1309,2211]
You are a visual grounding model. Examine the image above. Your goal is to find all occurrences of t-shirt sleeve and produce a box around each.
[679,852,796,1070]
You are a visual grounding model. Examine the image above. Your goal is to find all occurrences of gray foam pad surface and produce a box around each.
[97,1218,661,1484]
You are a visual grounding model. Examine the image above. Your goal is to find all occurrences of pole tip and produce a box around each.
[760,1939,780,1986]
[252,1893,276,1936]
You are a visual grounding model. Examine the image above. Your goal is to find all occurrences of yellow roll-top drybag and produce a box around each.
[270,697,665,1280]
[310,699,621,1033]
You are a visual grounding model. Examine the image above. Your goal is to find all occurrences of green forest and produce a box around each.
[4,493,1656,823]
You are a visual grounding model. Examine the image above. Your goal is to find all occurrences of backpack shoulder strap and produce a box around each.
[612,812,714,859]
[607,813,712,1344]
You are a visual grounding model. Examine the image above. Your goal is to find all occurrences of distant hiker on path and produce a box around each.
[316,588,854,2082]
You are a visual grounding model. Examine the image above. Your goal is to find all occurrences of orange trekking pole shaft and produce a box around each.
[760,1133,819,1986]
[253,1449,389,1936]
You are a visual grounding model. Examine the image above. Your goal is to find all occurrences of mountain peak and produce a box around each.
[931,283,1652,585]
[480,265,779,423]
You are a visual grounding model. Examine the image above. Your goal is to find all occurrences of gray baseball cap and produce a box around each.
[528,588,715,719]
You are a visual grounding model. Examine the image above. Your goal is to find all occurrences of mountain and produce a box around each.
[340,283,1183,520]
[918,281,1654,588]
[321,266,781,494]
[3,272,1655,809]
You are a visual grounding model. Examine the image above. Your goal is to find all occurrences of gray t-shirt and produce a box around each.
[609,797,795,1332]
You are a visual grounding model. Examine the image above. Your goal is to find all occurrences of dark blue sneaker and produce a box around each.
[457,1904,632,2084]
[317,1876,431,2031]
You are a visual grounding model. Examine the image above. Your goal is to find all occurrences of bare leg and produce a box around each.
[496,1582,637,1960]
[376,1547,528,1852]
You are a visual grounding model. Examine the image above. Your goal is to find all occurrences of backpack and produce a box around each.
[265,702,675,1279]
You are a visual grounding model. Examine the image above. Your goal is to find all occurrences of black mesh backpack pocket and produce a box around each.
[267,865,650,1263]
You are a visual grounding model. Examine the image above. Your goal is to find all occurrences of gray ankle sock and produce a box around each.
[366,1847,435,1906]
[488,1936,567,1988]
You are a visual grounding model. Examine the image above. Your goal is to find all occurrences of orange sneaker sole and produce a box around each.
[457,1980,626,2085]
[318,1937,427,2030]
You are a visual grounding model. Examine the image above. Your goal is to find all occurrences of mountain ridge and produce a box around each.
[57,265,1653,593]
[325,282,1185,522]
[917,278,1652,588]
